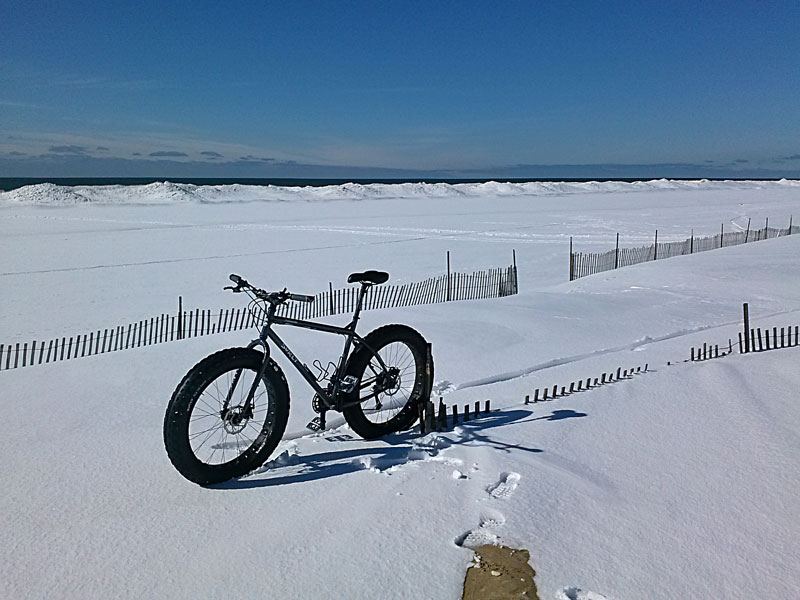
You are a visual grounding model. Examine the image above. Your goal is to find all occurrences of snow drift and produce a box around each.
[1,178,798,206]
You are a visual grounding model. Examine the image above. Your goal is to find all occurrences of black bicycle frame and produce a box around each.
[245,283,386,411]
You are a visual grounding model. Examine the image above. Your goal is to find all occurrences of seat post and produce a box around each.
[353,283,369,322]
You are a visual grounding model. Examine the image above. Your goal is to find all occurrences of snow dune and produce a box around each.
[1,178,798,206]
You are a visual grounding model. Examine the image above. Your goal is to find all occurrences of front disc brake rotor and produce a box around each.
[222,407,249,434]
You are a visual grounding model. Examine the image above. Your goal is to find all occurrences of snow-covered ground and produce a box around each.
[1,180,799,599]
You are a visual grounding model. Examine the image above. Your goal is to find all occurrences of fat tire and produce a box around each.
[343,324,429,439]
[163,347,289,485]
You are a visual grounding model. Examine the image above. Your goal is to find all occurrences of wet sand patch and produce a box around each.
[462,544,539,600]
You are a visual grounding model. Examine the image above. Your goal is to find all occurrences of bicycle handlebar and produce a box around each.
[226,273,315,304]
[287,292,315,303]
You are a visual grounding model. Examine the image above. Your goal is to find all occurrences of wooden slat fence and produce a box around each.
[688,303,799,362]
[0,264,518,372]
[570,218,798,281]
[418,361,650,434]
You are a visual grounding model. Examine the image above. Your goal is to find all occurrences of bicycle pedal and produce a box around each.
[306,416,325,432]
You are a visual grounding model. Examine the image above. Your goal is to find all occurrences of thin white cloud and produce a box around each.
[0,129,303,165]
[0,99,50,109]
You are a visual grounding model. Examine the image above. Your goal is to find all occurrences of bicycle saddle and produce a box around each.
[347,270,389,285]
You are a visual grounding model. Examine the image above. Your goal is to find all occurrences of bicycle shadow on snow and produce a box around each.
[215,407,586,490]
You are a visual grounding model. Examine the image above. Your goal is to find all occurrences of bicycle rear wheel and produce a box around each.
[343,324,428,439]
[163,348,290,485]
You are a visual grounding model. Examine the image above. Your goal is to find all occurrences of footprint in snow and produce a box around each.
[558,587,610,600]
[487,471,520,499]
[454,500,508,549]
[432,380,456,394]
[352,434,461,474]
[454,528,501,549]
[479,508,506,528]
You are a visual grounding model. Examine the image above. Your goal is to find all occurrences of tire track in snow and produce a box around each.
[0,236,431,277]
[457,307,800,390]
[0,218,552,277]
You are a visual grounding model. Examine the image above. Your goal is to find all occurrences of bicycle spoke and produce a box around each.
[185,364,274,466]
[212,379,225,405]
[189,422,224,440]
[246,421,263,436]
[189,409,219,422]
[194,421,225,453]
[197,391,219,412]
[354,339,423,425]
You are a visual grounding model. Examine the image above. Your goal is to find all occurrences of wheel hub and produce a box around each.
[379,367,402,396]
[221,406,249,434]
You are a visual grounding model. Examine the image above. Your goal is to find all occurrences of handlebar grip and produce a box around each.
[289,293,315,303]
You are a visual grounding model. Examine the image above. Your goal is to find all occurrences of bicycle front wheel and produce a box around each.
[163,348,290,485]
[343,324,428,439]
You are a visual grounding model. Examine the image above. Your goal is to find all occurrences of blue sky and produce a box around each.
[1,0,799,178]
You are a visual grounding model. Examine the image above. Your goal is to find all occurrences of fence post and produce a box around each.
[765,217,769,238]
[690,229,694,254]
[720,223,724,247]
[425,343,433,403]
[744,218,750,243]
[653,230,658,260]
[614,233,619,269]
[446,251,451,301]
[569,237,574,281]
[177,296,183,339]
[789,215,793,235]
[743,303,750,353]
[512,249,517,293]
[426,401,435,432]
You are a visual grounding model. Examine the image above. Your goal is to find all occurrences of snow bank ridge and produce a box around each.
[1,178,797,206]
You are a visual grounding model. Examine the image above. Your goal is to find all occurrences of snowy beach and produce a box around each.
[1,180,799,599]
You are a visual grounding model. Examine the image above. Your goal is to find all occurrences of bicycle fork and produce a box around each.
[221,339,272,421]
